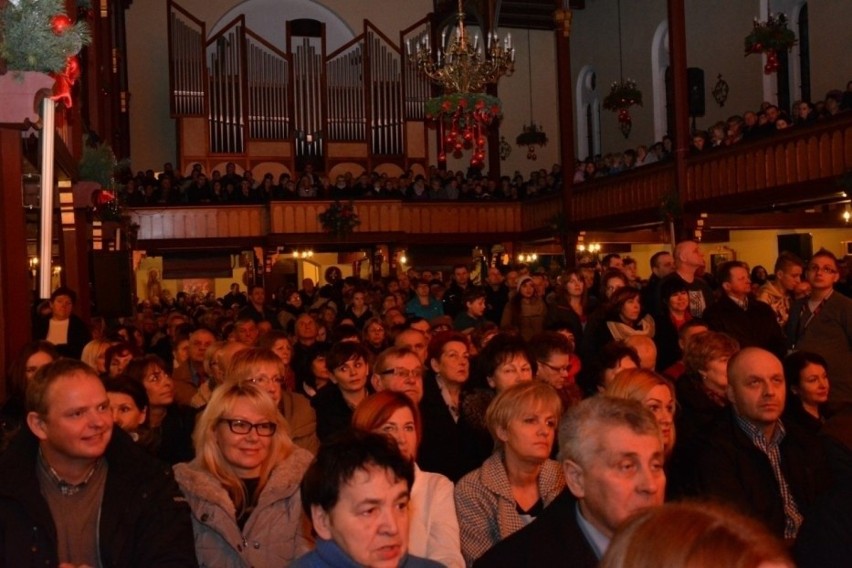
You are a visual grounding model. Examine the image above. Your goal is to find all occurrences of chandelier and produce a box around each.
[408,0,515,94]
[408,0,514,166]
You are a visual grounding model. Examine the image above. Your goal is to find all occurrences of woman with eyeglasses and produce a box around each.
[352,391,465,568]
[125,354,197,465]
[227,348,319,455]
[174,382,313,567]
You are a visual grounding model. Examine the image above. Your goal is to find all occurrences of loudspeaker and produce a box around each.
[687,68,705,117]
[91,252,134,318]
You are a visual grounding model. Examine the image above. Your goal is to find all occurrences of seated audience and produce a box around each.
[473,396,665,567]
[455,381,565,565]
[605,368,676,458]
[353,391,464,568]
[0,341,58,451]
[782,350,832,434]
[371,346,425,404]
[311,341,371,442]
[104,376,149,440]
[32,286,91,359]
[296,431,441,567]
[174,382,313,566]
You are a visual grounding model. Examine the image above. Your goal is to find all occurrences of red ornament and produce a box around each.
[51,14,74,35]
[458,98,469,109]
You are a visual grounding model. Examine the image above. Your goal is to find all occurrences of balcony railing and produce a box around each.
[128,114,852,243]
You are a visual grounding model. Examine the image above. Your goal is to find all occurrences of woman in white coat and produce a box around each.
[352,390,465,568]
[174,382,314,567]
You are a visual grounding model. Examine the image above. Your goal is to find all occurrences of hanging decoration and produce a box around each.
[744,13,796,74]
[603,79,642,139]
[425,93,501,166]
[515,30,548,161]
[318,201,361,237]
[498,136,512,160]
[713,73,730,107]
[604,0,642,139]
[409,0,514,166]
[0,0,90,107]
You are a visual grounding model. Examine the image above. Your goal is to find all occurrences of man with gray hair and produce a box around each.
[474,396,666,567]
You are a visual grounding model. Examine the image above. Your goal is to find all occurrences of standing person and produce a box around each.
[353,391,464,568]
[501,276,547,341]
[641,251,675,317]
[704,261,787,359]
[443,264,472,319]
[787,249,852,406]
[658,241,714,318]
[455,382,565,565]
[174,383,313,567]
[238,284,281,329]
[484,267,510,326]
[756,252,804,329]
[32,286,91,359]
[653,278,693,371]
[545,269,595,346]
[0,359,197,566]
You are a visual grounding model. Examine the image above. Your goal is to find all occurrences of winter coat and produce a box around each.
[174,447,314,568]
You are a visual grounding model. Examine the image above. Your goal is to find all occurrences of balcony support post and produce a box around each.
[554,0,578,266]
[667,0,690,243]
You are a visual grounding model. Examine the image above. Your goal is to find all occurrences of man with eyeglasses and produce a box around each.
[371,347,424,404]
[787,248,852,406]
[0,359,196,566]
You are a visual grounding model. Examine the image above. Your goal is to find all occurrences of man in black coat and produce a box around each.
[0,359,197,567]
[685,348,833,540]
[474,396,666,566]
[703,261,787,359]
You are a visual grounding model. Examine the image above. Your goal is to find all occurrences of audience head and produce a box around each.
[660,277,690,315]
[7,340,59,400]
[393,328,428,363]
[80,339,110,375]
[623,335,657,370]
[370,346,423,403]
[103,376,148,434]
[726,348,786,435]
[772,252,804,292]
[257,330,292,367]
[226,348,284,405]
[105,342,138,378]
[598,342,641,391]
[326,342,372,395]
[558,396,665,538]
[683,331,740,396]
[529,332,574,390]
[650,251,675,279]
[124,355,173,410]
[352,391,422,462]
[601,269,628,301]
[193,382,292,514]
[717,261,752,300]
[805,248,840,292]
[301,431,415,568]
[428,331,471,386]
[48,286,77,321]
[487,381,562,456]
[476,333,535,392]
[233,317,259,347]
[606,369,675,455]
[782,350,830,413]
[607,287,643,324]
[674,241,705,272]
[599,501,793,568]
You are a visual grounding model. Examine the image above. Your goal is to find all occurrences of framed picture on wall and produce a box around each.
[709,246,736,274]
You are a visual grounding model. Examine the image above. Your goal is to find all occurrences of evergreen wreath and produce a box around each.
[0,0,90,73]
[318,201,361,237]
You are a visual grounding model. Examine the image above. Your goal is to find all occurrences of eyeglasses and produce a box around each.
[218,418,277,437]
[807,264,838,275]
[538,360,571,374]
[146,370,168,384]
[379,368,423,380]
[247,375,283,387]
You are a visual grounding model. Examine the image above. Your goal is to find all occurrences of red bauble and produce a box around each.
[51,14,74,35]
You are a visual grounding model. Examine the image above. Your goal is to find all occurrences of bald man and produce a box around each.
[684,348,833,540]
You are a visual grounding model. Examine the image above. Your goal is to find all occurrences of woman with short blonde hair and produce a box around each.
[175,382,313,567]
[606,368,676,456]
[456,381,565,565]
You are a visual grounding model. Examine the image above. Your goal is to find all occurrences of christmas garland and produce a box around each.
[744,13,796,55]
[318,201,361,237]
[425,93,502,125]
[603,79,643,111]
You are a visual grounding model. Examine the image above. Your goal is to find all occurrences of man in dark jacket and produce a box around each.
[686,348,833,540]
[474,396,665,566]
[0,359,197,567]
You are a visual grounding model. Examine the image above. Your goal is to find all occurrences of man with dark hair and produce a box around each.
[641,250,675,315]
[172,327,216,405]
[405,279,444,321]
[756,252,804,328]
[787,249,852,405]
[295,431,440,568]
[529,332,578,396]
[0,359,196,566]
[483,266,509,325]
[238,284,281,328]
[601,253,623,271]
[474,397,665,567]
[703,260,787,359]
[453,287,488,333]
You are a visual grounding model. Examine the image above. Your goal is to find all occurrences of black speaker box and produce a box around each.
[91,252,134,318]
[687,67,706,117]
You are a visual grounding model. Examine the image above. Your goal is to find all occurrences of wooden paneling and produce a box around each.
[572,164,674,223]
[131,205,267,240]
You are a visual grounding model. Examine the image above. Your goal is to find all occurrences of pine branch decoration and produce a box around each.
[1,0,90,73]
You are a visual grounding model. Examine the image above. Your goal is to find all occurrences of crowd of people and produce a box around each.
[107,81,852,210]
[1,241,851,566]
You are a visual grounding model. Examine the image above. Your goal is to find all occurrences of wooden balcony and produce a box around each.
[129,114,852,246]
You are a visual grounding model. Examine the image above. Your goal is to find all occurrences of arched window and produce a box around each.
[575,65,600,160]
[651,20,669,142]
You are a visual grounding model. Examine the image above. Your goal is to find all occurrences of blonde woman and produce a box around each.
[605,368,676,457]
[227,347,319,454]
[174,382,313,567]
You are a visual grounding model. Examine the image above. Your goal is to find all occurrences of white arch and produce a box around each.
[651,20,670,143]
[575,65,600,160]
[758,0,807,105]
[209,0,356,53]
